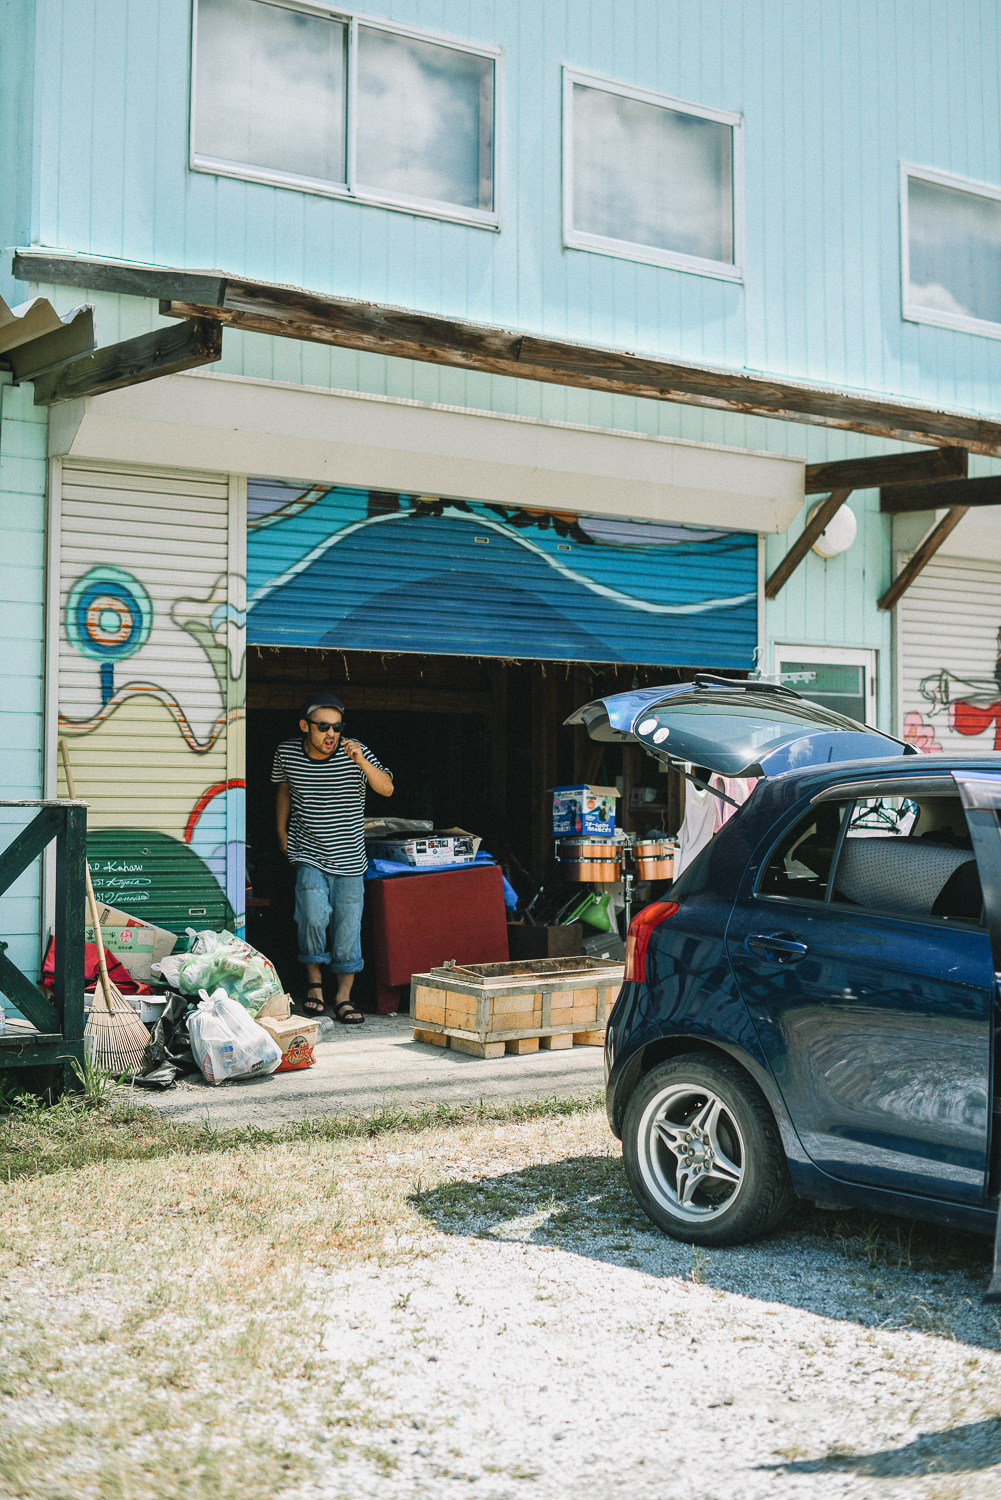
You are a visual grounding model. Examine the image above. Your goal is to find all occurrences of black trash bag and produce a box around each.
[130,1062,179,1091]
[148,990,200,1079]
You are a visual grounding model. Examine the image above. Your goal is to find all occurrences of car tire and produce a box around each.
[621,1052,795,1247]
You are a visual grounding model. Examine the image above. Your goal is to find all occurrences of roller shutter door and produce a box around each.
[57,460,244,934]
[897,553,1001,754]
[246,482,759,668]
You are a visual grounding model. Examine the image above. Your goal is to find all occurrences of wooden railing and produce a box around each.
[0,799,86,1076]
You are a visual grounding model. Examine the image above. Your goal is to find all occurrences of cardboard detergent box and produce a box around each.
[552,785,620,838]
[90,903,177,978]
[256,1014,317,1072]
[84,924,156,984]
[366,827,480,867]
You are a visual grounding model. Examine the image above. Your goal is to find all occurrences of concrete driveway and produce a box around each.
[138,1013,605,1126]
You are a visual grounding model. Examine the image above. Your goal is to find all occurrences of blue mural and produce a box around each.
[246,483,758,668]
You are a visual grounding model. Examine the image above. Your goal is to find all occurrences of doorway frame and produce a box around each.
[772,643,878,726]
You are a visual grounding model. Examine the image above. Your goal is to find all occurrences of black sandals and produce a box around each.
[332,997,364,1025]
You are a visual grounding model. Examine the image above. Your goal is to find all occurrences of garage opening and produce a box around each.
[245,480,758,1007]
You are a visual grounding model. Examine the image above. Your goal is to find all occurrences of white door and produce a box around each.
[772,645,877,726]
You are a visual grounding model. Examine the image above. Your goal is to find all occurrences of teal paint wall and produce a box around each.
[0,0,38,308]
[0,378,49,994]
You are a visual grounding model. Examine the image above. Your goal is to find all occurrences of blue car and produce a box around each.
[567,676,1001,1290]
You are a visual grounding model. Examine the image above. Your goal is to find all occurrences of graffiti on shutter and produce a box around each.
[58,462,246,934]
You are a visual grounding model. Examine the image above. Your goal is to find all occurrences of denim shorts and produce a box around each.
[293,864,365,972]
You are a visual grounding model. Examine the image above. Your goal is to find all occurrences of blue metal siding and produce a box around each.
[246,483,758,668]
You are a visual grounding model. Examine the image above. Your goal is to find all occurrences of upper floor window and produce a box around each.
[902,165,1001,338]
[562,69,742,281]
[192,0,499,227]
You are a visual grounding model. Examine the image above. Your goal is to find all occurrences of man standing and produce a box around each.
[273,693,393,1022]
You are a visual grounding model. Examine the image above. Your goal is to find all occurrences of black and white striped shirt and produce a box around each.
[271,738,391,877]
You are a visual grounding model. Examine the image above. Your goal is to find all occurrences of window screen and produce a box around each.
[907,174,1001,330]
[195,0,347,184]
[193,1,496,218]
[571,82,734,265]
[356,27,494,211]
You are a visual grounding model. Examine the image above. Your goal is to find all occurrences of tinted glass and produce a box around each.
[357,28,494,210]
[832,795,981,925]
[632,691,867,774]
[778,662,865,725]
[908,175,1001,327]
[195,0,347,184]
[758,801,848,901]
[572,84,733,262]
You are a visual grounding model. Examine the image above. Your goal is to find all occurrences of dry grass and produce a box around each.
[0,1088,611,1500]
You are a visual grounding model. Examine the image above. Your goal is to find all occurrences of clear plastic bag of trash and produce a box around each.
[153,930,283,1014]
[187,988,282,1086]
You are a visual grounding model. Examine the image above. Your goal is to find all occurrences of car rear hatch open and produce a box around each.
[564,673,915,778]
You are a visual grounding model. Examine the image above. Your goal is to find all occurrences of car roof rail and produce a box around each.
[692,672,802,699]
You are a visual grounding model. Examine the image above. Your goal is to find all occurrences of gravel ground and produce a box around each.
[286,1166,1001,1499]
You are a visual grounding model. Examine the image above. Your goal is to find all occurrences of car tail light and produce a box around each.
[623,901,680,983]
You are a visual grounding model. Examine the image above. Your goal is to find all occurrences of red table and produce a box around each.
[367,864,510,1013]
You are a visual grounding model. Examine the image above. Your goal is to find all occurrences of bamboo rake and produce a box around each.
[59,739,152,1077]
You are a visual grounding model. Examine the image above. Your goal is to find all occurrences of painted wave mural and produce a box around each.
[247,482,758,668]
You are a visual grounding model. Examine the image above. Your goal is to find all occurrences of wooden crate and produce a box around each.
[410,956,624,1058]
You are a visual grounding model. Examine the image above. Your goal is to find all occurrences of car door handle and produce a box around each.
[745,932,809,964]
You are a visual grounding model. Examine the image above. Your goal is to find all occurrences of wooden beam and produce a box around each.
[878,507,970,611]
[32,319,223,405]
[806,446,967,494]
[764,489,852,599]
[880,473,1001,514]
[12,250,1001,454]
[12,252,228,306]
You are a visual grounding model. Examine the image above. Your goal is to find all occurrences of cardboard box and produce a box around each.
[367,829,478,867]
[85,924,155,984]
[92,903,176,970]
[552,785,619,838]
[256,1014,317,1072]
[256,990,292,1021]
[507,922,583,960]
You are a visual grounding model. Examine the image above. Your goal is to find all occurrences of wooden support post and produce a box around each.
[490,663,507,816]
[878,506,970,612]
[54,804,87,1047]
[531,668,556,880]
[764,489,853,599]
[32,319,223,405]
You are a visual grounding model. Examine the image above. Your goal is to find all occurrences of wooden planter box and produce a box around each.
[410,956,624,1058]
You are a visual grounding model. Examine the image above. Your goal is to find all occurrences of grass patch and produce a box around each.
[0,1089,612,1499]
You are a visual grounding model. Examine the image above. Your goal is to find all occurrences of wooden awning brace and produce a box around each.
[11,249,1001,607]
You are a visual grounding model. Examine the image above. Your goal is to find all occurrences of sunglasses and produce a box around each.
[309,720,343,734]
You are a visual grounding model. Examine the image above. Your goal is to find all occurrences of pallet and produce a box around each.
[409,955,624,1057]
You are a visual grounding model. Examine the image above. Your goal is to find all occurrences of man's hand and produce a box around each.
[343,740,393,797]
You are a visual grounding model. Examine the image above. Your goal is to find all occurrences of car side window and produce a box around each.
[831,794,982,926]
[757,800,848,901]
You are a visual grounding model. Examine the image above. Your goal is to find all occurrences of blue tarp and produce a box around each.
[365,851,518,910]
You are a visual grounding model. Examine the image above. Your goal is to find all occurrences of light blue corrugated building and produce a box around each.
[4,0,1001,979]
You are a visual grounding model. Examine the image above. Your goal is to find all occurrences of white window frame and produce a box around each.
[773,644,877,727]
[900,161,1001,341]
[562,67,744,282]
[190,0,502,231]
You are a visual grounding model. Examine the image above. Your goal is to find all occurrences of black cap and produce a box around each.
[301,693,344,720]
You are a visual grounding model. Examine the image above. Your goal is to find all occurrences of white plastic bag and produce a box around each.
[187,987,282,1086]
